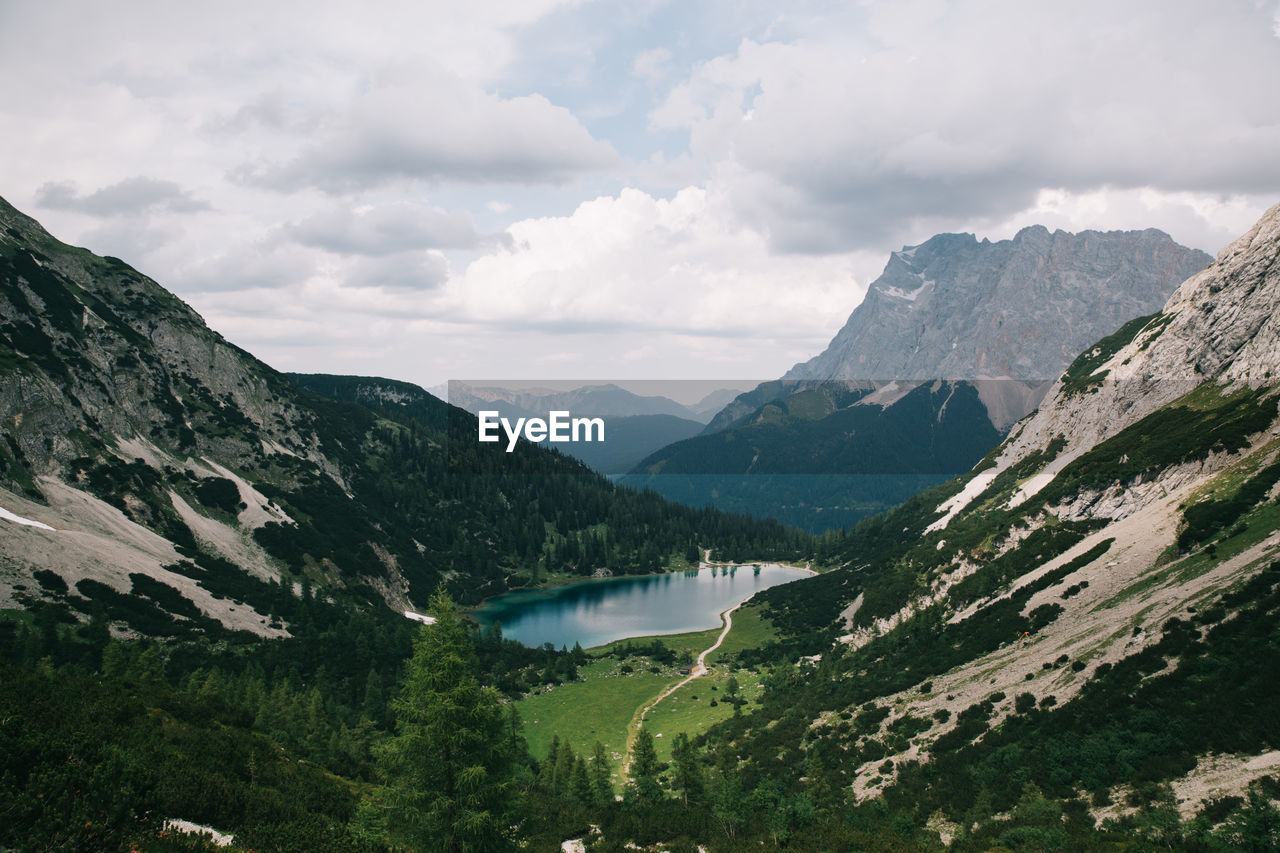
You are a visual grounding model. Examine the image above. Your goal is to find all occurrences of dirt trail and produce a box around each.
[618,596,749,783]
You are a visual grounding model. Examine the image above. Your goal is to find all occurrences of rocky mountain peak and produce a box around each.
[786,225,1212,384]
[960,201,1280,522]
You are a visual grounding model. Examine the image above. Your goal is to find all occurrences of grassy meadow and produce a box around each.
[514,601,777,774]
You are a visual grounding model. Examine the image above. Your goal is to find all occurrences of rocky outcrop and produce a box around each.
[786,226,1211,383]
[978,201,1280,513]
[0,195,329,480]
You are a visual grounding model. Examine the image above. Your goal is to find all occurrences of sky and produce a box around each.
[2,0,1279,389]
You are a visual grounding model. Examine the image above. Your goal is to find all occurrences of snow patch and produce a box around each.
[882,283,929,302]
[0,506,54,531]
[164,819,233,847]
[925,468,999,533]
[405,610,437,625]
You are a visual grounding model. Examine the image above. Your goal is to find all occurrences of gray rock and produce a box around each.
[786,226,1212,383]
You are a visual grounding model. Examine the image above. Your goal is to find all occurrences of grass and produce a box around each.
[706,603,776,664]
[641,668,766,764]
[589,625,721,660]
[516,658,672,772]
[514,599,779,777]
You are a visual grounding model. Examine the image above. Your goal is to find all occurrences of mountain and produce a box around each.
[0,196,805,639]
[445,380,718,474]
[447,381,706,421]
[786,224,1213,383]
[724,201,1280,836]
[548,413,704,475]
[631,227,1212,530]
[623,380,1000,530]
[687,386,749,421]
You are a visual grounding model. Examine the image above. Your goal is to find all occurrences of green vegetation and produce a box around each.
[706,603,777,663]
[517,661,670,768]
[193,476,245,514]
[1060,312,1164,395]
[1179,459,1280,551]
[642,668,766,764]
[373,591,523,851]
[5,540,1279,851]
[1037,384,1279,507]
[517,613,773,771]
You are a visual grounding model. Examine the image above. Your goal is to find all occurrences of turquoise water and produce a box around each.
[469,563,810,649]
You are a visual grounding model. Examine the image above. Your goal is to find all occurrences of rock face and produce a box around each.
[0,196,331,481]
[637,225,1212,532]
[983,200,1280,511]
[741,203,1280,815]
[786,226,1212,382]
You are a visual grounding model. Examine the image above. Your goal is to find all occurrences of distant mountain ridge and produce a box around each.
[731,200,1280,826]
[786,225,1212,383]
[0,196,804,639]
[445,381,741,474]
[634,226,1213,530]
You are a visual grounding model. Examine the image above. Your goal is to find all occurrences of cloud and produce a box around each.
[237,65,621,192]
[178,241,316,293]
[440,185,867,340]
[653,0,1280,252]
[34,176,210,217]
[284,201,494,255]
[344,251,451,291]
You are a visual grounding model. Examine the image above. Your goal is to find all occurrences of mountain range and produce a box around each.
[0,195,803,638]
[729,200,1280,840]
[628,226,1212,530]
[3,190,1279,850]
[442,380,741,474]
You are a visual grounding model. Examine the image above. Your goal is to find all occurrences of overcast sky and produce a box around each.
[3,0,1279,388]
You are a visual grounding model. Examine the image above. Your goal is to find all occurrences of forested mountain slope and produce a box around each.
[0,195,806,642]
[629,228,1208,531]
[719,201,1280,843]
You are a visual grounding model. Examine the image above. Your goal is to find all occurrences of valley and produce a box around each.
[2,194,1280,852]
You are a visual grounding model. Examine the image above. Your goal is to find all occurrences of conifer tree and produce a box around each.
[571,756,594,805]
[590,741,614,805]
[377,589,518,852]
[626,728,662,807]
[670,732,704,807]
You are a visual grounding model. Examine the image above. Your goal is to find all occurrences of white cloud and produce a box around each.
[343,251,452,291]
[441,185,864,338]
[3,0,1279,386]
[179,241,318,294]
[653,0,1280,252]
[237,63,621,192]
[632,47,673,82]
[34,177,210,216]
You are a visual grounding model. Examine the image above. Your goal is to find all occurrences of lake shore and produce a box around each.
[468,561,811,650]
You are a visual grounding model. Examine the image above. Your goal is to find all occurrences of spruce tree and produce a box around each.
[377,589,518,852]
[626,728,662,807]
[670,732,704,807]
[590,741,614,805]
[571,756,594,806]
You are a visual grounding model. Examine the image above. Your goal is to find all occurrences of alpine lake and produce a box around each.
[469,563,811,650]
